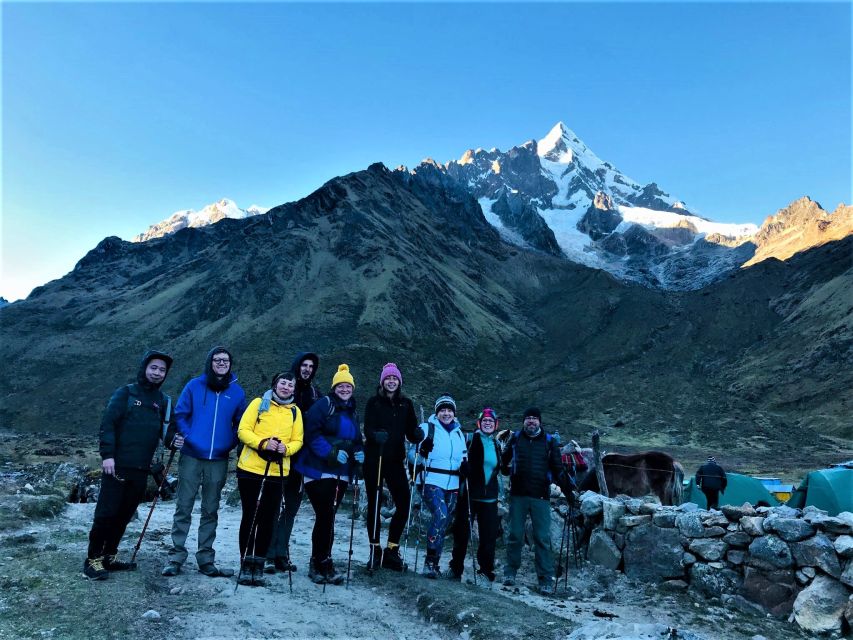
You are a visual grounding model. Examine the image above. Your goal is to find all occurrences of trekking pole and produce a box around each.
[131,448,177,564]
[277,457,292,594]
[346,468,360,589]
[324,472,343,594]
[569,496,582,569]
[235,457,273,593]
[412,405,430,574]
[464,478,478,585]
[401,447,420,572]
[556,506,568,584]
[370,443,384,573]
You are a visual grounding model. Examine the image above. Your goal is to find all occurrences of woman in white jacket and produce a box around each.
[414,394,468,578]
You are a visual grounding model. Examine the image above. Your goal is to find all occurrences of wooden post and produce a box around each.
[592,430,609,498]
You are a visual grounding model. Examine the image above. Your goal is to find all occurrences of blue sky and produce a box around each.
[2,2,850,301]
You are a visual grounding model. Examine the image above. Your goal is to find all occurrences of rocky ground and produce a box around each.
[0,457,817,640]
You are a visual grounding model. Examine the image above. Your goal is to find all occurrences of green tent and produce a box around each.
[682,472,779,508]
[786,468,853,516]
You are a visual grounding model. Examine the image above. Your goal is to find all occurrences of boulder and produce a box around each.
[689,563,742,598]
[587,530,622,570]
[795,569,809,584]
[623,524,684,581]
[762,516,815,542]
[639,502,660,516]
[689,538,728,562]
[740,516,765,536]
[727,550,745,566]
[701,513,729,528]
[809,512,853,535]
[623,498,643,515]
[803,505,828,520]
[662,579,688,591]
[802,566,816,578]
[580,492,604,519]
[702,526,727,537]
[845,594,853,629]
[722,531,751,548]
[841,560,853,587]
[679,502,699,512]
[792,574,849,634]
[675,512,704,537]
[834,534,853,559]
[790,534,842,578]
[721,594,767,616]
[721,504,756,521]
[747,535,793,570]
[612,532,625,549]
[769,505,799,518]
[620,515,651,528]
[602,499,626,530]
[682,552,696,566]
[740,567,799,617]
[653,511,677,528]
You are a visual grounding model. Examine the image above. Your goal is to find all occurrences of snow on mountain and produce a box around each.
[616,206,758,239]
[132,199,268,242]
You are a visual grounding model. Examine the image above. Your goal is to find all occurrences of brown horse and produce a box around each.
[567,444,684,506]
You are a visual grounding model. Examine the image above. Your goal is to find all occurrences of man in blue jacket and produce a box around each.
[162,346,247,577]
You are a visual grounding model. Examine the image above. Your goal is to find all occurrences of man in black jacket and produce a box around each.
[500,407,565,595]
[84,349,176,580]
[695,456,727,510]
[265,351,322,574]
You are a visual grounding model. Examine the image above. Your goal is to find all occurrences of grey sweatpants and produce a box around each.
[167,455,228,567]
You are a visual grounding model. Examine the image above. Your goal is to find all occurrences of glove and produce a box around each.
[419,437,434,457]
[353,450,365,463]
[336,449,349,465]
[458,460,470,479]
[171,434,185,451]
[373,431,389,445]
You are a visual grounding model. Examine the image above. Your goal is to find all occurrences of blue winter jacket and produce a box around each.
[175,373,248,461]
[293,394,364,480]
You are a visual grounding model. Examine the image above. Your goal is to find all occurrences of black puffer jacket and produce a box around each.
[696,462,728,491]
[501,429,563,499]
[363,389,420,464]
[99,350,175,470]
[289,351,322,414]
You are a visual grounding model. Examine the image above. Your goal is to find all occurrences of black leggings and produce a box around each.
[267,470,304,560]
[304,478,348,560]
[363,458,411,546]
[238,472,284,559]
[449,494,499,576]
[88,468,148,559]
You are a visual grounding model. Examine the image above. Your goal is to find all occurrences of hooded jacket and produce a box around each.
[289,352,322,414]
[237,396,304,476]
[415,414,467,491]
[174,347,248,461]
[293,394,364,480]
[99,349,175,470]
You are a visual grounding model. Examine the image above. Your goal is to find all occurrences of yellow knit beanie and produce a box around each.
[331,364,355,389]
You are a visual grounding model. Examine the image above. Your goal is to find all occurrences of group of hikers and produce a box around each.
[83,347,576,595]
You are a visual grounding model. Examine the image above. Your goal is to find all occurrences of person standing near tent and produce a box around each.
[84,349,176,580]
[362,363,421,572]
[293,364,364,585]
[695,456,727,510]
[235,372,303,586]
[265,351,322,574]
[416,394,468,579]
[162,346,247,579]
[500,407,566,595]
[449,407,502,584]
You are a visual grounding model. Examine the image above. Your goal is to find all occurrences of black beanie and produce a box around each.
[523,407,542,420]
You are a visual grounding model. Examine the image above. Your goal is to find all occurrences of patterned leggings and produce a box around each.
[421,484,458,557]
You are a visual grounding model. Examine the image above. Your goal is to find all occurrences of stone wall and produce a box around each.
[578,492,853,635]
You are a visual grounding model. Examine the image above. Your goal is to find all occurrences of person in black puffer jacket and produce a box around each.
[362,363,421,572]
[500,407,567,595]
[449,407,503,583]
[84,349,176,580]
[695,456,727,510]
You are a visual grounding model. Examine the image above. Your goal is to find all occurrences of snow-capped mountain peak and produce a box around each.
[133,199,269,242]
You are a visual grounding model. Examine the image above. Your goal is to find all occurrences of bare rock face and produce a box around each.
[792,574,849,634]
[835,535,853,559]
[741,567,799,617]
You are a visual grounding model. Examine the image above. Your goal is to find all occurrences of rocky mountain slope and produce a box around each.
[1,163,850,475]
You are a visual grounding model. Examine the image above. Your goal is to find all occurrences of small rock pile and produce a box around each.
[578,492,853,635]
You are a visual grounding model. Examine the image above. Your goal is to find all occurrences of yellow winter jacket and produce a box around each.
[237,397,304,476]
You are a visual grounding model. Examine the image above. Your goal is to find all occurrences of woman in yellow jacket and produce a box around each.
[236,372,303,586]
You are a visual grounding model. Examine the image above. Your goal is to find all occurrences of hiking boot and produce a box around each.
[446,566,463,582]
[381,546,407,572]
[321,557,344,585]
[83,557,108,580]
[198,563,234,578]
[502,571,516,586]
[263,559,277,574]
[477,569,496,583]
[538,576,556,596]
[367,544,383,572]
[161,562,181,577]
[422,559,441,579]
[308,557,327,584]
[104,554,137,571]
[275,556,297,572]
[237,557,264,586]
